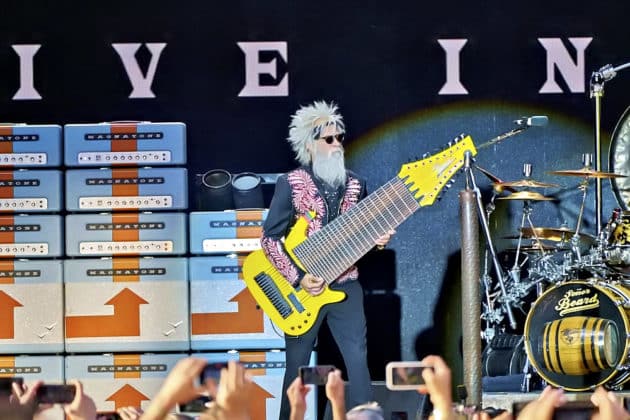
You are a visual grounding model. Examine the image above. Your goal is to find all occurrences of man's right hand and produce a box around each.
[300,274,325,296]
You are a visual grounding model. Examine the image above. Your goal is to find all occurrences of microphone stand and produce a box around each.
[590,61,630,234]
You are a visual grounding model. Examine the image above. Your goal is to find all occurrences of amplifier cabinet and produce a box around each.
[0,214,63,258]
[66,167,187,211]
[0,260,63,353]
[0,124,62,167]
[0,169,62,213]
[189,210,267,254]
[189,255,284,350]
[64,122,186,166]
[65,354,185,413]
[64,258,189,352]
[65,212,187,256]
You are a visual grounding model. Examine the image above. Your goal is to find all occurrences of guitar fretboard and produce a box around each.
[292,177,420,283]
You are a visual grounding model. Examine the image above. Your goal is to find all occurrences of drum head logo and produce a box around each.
[555,288,599,316]
[560,328,579,345]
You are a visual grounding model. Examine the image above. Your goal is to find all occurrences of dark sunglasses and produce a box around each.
[318,133,345,144]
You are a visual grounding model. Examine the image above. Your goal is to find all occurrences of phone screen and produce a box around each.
[96,412,122,420]
[299,365,335,385]
[199,362,228,384]
[391,366,431,386]
[36,384,76,404]
[0,377,23,396]
[179,395,212,413]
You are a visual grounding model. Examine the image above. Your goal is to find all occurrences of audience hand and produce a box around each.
[590,386,630,420]
[214,360,253,419]
[141,357,208,420]
[286,376,309,420]
[116,405,144,420]
[63,380,96,420]
[417,355,453,418]
[515,385,566,420]
[325,369,345,419]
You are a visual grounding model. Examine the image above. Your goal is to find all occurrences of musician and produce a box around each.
[261,100,393,419]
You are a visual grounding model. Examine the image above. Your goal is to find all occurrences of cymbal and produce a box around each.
[504,242,571,253]
[475,165,517,193]
[548,168,627,179]
[518,227,595,244]
[496,191,556,201]
[495,179,560,189]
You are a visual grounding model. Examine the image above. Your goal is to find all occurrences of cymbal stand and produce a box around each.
[465,153,517,329]
[571,154,593,263]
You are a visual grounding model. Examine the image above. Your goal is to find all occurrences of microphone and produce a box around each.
[595,64,617,82]
[513,115,548,127]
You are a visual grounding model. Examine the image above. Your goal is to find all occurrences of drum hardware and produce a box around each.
[464,158,518,330]
[591,61,630,233]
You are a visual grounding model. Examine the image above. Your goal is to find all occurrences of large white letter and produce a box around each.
[538,37,592,93]
[438,39,468,95]
[12,44,42,100]
[112,43,167,98]
[238,42,288,97]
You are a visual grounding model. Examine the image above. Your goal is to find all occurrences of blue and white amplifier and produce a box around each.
[65,167,188,211]
[0,169,62,213]
[189,210,268,254]
[0,124,62,167]
[0,214,63,258]
[0,260,64,354]
[64,258,189,352]
[64,122,186,166]
[193,351,317,420]
[65,212,187,257]
[189,256,284,350]
[65,353,185,413]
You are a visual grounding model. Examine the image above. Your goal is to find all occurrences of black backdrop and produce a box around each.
[3,0,630,385]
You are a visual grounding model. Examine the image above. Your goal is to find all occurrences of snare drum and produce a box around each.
[524,280,630,390]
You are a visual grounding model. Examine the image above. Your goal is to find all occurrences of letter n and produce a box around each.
[538,37,592,93]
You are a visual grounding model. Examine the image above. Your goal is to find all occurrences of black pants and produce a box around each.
[278,280,372,420]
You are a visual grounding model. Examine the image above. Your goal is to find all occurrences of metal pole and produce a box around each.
[460,186,481,406]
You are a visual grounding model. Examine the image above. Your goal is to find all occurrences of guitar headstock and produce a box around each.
[397,134,476,206]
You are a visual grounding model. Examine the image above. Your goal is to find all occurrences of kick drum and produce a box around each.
[524,280,630,390]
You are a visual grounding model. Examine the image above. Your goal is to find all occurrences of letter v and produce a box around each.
[112,43,167,98]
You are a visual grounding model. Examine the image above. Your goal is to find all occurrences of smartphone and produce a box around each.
[513,400,595,420]
[385,361,434,390]
[298,365,335,385]
[0,377,23,397]
[96,412,121,420]
[199,362,229,384]
[178,395,211,413]
[36,384,76,404]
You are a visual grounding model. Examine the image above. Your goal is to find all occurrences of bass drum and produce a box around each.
[524,280,630,390]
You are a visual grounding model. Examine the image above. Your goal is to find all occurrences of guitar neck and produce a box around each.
[292,177,420,283]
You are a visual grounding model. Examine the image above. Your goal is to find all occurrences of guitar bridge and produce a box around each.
[254,272,294,319]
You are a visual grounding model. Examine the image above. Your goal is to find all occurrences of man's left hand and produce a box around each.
[375,229,396,249]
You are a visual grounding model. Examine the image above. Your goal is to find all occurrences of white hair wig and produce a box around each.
[288,100,346,165]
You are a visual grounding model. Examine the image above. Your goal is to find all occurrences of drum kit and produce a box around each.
[479,153,630,391]
[475,61,630,392]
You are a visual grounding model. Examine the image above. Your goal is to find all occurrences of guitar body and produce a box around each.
[242,216,347,336]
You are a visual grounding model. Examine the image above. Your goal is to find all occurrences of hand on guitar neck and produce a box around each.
[300,274,326,296]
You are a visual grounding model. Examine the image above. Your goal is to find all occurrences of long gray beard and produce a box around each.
[313,149,346,188]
